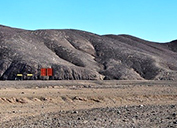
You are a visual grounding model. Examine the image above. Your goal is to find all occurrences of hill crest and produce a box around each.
[0,25,177,80]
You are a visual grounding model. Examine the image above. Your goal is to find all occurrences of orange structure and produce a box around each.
[41,68,53,76]
[41,68,47,76]
[47,68,53,76]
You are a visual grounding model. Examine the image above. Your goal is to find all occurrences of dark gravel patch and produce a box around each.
[1,104,177,128]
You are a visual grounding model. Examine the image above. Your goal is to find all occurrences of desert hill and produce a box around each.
[0,25,177,80]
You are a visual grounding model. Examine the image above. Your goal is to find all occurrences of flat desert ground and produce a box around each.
[0,80,177,128]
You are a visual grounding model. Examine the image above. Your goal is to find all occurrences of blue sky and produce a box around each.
[1,0,177,42]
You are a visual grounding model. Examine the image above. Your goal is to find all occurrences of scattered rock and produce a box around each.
[73,111,78,114]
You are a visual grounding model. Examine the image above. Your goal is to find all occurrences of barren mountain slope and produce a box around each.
[0,25,177,80]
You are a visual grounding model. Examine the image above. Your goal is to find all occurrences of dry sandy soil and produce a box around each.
[0,80,177,127]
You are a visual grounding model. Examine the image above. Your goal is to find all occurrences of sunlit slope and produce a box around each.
[0,25,177,80]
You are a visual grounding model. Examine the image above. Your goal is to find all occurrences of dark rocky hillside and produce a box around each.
[0,25,177,80]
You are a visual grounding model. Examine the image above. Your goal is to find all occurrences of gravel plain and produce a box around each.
[0,80,177,128]
[1,104,177,128]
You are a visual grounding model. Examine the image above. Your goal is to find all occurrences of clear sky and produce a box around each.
[1,0,177,42]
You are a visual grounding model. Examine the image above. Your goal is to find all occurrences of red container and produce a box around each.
[47,68,53,76]
[41,68,46,76]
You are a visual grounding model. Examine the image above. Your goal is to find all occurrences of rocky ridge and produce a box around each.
[0,25,177,80]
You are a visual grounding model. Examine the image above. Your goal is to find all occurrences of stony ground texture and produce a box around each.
[0,80,177,128]
[1,104,177,128]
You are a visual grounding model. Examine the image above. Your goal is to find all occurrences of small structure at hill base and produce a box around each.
[40,68,53,76]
